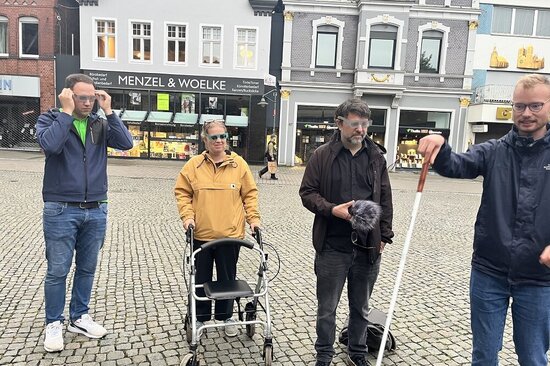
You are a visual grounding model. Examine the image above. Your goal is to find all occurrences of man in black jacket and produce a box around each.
[299,99,394,366]
[419,73,550,366]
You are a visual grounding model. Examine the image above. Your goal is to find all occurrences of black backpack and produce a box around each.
[338,308,397,353]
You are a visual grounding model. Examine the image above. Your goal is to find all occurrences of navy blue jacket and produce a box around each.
[433,126,550,286]
[36,109,133,202]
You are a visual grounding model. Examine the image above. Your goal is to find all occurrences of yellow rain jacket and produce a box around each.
[175,151,260,241]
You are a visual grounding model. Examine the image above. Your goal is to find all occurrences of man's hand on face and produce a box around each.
[95,90,113,116]
[58,88,75,116]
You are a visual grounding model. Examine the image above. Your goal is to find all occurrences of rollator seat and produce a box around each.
[203,279,254,300]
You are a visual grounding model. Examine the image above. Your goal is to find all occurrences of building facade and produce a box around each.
[0,0,57,149]
[79,0,277,162]
[278,0,480,167]
[467,0,550,145]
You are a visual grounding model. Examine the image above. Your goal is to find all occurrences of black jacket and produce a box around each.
[433,125,550,286]
[299,131,394,252]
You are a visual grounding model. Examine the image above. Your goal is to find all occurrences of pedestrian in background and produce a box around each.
[36,73,133,352]
[418,73,550,366]
[258,134,278,180]
[299,98,394,366]
[175,119,261,338]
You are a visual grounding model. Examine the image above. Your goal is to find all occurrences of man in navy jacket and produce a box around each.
[36,73,133,352]
[419,74,550,366]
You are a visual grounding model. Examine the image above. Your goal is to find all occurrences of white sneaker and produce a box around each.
[67,314,107,339]
[44,321,64,352]
[224,318,238,337]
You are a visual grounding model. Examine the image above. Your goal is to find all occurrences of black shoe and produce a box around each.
[346,354,371,366]
[270,174,278,180]
[258,171,263,178]
[315,361,331,366]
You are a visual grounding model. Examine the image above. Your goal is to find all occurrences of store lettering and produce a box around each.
[0,79,12,91]
[119,75,166,87]
[178,78,226,91]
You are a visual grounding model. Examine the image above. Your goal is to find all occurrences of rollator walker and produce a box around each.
[180,226,274,366]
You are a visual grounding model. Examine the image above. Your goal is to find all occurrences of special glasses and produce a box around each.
[73,94,97,103]
[511,97,550,113]
[337,116,371,129]
[207,133,228,141]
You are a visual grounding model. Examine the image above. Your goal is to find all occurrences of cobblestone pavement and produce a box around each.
[0,150,537,366]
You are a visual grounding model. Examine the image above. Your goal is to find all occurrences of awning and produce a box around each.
[225,115,249,127]
[147,111,173,123]
[120,110,148,122]
[174,113,198,125]
[199,114,224,124]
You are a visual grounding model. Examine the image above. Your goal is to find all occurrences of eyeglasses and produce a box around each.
[207,133,228,141]
[511,97,550,113]
[73,94,97,103]
[337,116,371,129]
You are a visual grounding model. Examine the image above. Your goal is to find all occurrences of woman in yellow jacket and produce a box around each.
[175,119,260,337]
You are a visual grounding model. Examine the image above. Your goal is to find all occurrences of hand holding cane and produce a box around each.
[375,151,432,366]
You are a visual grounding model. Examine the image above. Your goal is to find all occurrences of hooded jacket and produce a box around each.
[433,125,550,286]
[299,131,394,252]
[174,150,260,241]
[36,109,133,202]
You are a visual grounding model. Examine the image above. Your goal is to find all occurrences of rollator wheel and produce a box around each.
[264,345,273,366]
[185,316,192,344]
[245,302,256,337]
[180,353,200,366]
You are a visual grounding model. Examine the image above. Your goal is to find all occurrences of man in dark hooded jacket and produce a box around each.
[419,73,550,366]
[300,98,394,366]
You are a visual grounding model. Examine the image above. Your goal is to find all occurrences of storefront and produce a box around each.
[394,110,451,169]
[0,75,41,149]
[84,70,264,161]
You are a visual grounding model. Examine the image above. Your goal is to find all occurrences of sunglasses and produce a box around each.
[207,133,228,141]
[73,94,97,103]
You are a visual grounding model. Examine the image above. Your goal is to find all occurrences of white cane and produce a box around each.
[375,154,432,366]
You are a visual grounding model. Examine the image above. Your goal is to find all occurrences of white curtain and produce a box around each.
[536,10,550,37]
[492,7,512,33]
[0,23,7,54]
[514,9,535,35]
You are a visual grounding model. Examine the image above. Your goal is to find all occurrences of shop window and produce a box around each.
[166,24,186,63]
[295,105,338,164]
[95,19,116,60]
[201,94,224,115]
[235,27,256,68]
[201,25,222,66]
[225,95,250,156]
[0,17,7,56]
[414,22,449,80]
[310,16,344,76]
[131,22,151,62]
[19,17,38,57]
[315,26,338,68]
[368,25,397,69]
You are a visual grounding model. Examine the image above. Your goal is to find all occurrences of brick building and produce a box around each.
[0,0,57,148]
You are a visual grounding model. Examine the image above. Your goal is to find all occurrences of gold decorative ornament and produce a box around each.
[459,97,471,107]
[284,11,294,21]
[490,47,509,68]
[517,45,545,70]
[371,74,391,83]
[280,89,291,100]
[496,107,512,120]
[468,21,479,30]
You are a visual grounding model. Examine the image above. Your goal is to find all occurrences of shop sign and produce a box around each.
[83,70,264,95]
[404,128,443,135]
[0,75,40,97]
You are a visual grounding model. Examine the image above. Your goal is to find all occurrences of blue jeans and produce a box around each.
[470,268,550,366]
[43,202,107,324]
[314,247,380,362]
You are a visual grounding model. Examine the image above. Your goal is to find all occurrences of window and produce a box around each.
[236,28,256,68]
[315,25,337,68]
[420,31,442,73]
[166,24,186,63]
[368,25,397,69]
[492,6,550,37]
[201,26,221,65]
[19,17,38,57]
[131,22,151,61]
[492,7,512,34]
[0,17,7,56]
[96,19,116,59]
[536,10,550,36]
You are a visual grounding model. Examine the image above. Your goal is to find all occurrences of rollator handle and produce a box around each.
[186,224,194,245]
[253,226,263,246]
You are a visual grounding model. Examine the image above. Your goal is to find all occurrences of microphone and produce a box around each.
[348,200,381,234]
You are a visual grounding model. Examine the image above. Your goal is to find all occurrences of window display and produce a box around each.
[148,111,198,160]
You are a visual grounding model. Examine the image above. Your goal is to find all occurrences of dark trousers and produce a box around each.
[193,239,241,322]
[314,246,380,362]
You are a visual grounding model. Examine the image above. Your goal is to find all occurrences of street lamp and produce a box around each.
[257,88,278,134]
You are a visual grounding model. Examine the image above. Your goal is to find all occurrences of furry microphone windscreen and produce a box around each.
[349,200,382,234]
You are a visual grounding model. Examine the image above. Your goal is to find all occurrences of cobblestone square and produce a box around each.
[0,151,533,365]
